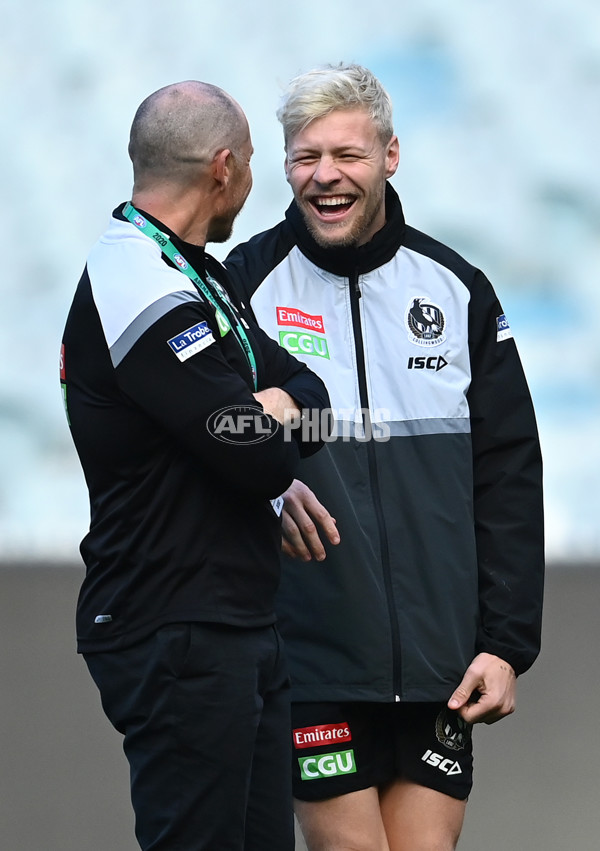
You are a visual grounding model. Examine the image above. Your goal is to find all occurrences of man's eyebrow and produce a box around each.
[289,143,366,156]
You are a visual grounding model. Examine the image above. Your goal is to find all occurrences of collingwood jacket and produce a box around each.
[225,184,545,703]
[62,205,330,653]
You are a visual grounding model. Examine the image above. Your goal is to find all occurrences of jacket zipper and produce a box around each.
[348,271,403,701]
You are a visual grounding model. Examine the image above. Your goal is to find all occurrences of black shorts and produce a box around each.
[291,701,473,802]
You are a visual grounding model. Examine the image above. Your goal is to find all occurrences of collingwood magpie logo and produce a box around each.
[435,708,470,752]
[406,297,446,347]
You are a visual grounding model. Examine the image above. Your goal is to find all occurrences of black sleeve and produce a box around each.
[115,301,300,499]
[215,254,332,457]
[467,271,545,675]
[250,321,331,458]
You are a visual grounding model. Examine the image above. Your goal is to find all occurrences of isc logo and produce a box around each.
[299,749,357,781]
[408,356,448,371]
[421,749,462,775]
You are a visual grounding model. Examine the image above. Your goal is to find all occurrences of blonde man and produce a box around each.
[226,63,544,851]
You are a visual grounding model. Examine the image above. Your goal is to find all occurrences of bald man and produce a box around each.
[61,81,330,851]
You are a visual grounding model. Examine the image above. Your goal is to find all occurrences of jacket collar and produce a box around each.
[285,182,406,277]
[114,202,209,278]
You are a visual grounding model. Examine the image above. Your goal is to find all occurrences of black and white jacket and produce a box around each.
[225,184,544,703]
[62,205,330,654]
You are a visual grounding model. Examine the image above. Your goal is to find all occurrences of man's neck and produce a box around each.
[131,191,208,246]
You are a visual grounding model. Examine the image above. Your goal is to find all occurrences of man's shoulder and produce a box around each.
[87,215,201,348]
[402,224,479,287]
[225,219,296,298]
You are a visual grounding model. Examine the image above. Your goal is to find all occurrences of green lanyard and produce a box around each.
[123,202,257,390]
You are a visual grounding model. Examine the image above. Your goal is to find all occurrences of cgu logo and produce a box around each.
[407,355,448,372]
[299,749,356,781]
[421,749,462,775]
[279,330,330,360]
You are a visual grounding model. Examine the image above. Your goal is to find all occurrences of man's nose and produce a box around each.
[312,157,341,185]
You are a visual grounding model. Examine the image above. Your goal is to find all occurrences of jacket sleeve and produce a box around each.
[251,321,331,457]
[114,300,300,499]
[220,252,332,457]
[467,271,545,675]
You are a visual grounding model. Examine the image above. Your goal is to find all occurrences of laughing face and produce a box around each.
[284,108,399,248]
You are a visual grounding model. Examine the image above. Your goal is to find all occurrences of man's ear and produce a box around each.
[211,148,232,188]
[385,135,400,179]
[283,155,290,184]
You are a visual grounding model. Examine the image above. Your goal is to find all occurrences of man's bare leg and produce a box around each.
[295,787,390,851]
[379,778,467,851]
[294,779,466,851]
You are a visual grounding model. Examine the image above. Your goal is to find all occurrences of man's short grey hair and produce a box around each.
[276,63,394,148]
[129,81,246,190]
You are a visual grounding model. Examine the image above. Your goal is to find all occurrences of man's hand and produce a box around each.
[253,388,299,426]
[281,479,340,562]
[448,652,516,725]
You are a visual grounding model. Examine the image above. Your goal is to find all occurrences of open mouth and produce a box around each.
[311,195,356,218]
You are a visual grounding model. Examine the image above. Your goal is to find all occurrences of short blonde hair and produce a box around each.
[277,63,394,147]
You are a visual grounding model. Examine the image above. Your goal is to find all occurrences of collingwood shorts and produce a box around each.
[291,701,473,802]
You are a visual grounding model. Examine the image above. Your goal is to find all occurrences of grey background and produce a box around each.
[2,562,599,850]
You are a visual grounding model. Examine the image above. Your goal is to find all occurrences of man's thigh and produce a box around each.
[379,780,467,851]
[295,788,391,851]
[295,783,466,851]
[85,622,294,851]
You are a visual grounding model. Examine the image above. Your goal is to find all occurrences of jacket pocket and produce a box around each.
[156,622,193,679]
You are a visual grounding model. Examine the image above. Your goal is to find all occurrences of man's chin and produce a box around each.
[207,222,234,244]
[307,221,358,249]
[300,205,359,249]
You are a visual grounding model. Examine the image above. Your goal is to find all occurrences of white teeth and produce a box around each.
[316,197,353,206]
